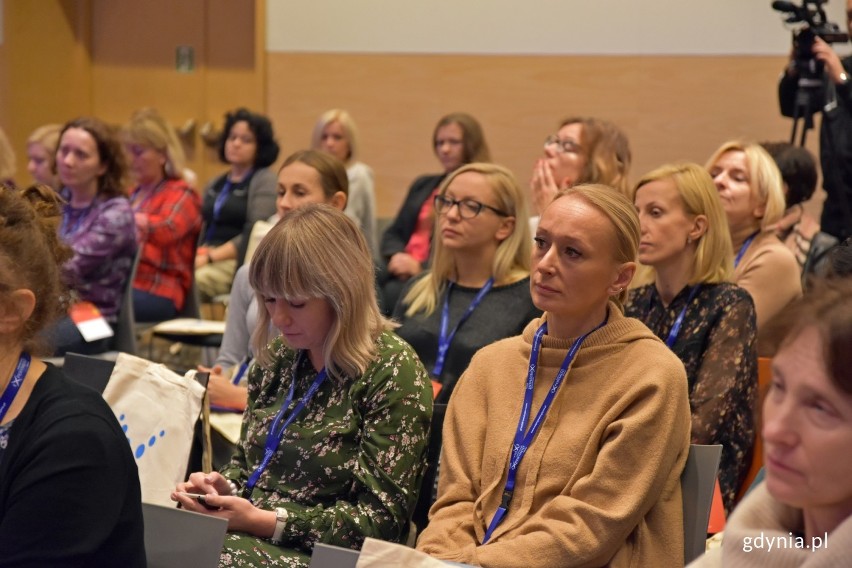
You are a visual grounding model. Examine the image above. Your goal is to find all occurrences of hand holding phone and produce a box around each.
[178,492,221,510]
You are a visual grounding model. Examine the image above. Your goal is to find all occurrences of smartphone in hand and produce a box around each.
[178,492,221,510]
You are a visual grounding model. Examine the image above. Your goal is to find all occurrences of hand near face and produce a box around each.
[387,252,423,280]
[530,159,561,216]
[812,37,846,84]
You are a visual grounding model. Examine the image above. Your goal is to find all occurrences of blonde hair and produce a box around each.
[403,163,531,316]
[26,124,62,188]
[0,126,16,182]
[632,162,734,285]
[552,183,639,308]
[249,204,394,380]
[310,109,361,164]
[560,117,631,196]
[705,140,785,230]
[123,108,187,179]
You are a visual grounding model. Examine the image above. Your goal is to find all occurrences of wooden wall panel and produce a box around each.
[2,0,92,184]
[266,53,824,219]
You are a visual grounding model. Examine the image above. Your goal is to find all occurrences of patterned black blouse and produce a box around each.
[626,282,758,513]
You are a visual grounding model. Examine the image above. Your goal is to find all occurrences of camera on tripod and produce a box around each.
[772,0,849,84]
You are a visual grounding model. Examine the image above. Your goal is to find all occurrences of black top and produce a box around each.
[626,282,758,513]
[380,173,446,260]
[0,364,145,567]
[394,275,541,404]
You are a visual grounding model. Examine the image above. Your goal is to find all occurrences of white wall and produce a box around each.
[267,0,850,55]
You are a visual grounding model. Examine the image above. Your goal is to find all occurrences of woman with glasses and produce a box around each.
[417,184,690,567]
[530,117,631,217]
[393,163,540,403]
[378,112,490,313]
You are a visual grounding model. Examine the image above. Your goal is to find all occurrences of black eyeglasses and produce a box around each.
[434,195,509,219]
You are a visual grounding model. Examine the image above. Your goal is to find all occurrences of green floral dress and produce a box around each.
[219,330,432,567]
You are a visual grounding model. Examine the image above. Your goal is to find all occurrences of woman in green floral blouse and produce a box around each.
[174,204,433,567]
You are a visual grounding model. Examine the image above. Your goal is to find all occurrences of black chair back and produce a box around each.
[411,402,447,534]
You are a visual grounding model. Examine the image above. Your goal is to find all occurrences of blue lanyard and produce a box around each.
[432,278,494,377]
[241,353,327,500]
[664,285,702,349]
[60,202,95,240]
[482,316,606,544]
[204,176,239,243]
[0,353,31,424]
[231,357,251,386]
[734,231,759,268]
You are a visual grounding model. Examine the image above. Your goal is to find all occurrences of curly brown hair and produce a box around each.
[0,184,73,354]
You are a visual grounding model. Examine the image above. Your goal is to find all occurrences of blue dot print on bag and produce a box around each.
[119,413,166,460]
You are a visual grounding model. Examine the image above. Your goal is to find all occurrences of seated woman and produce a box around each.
[311,109,377,257]
[48,117,137,355]
[195,107,280,302]
[174,205,432,566]
[689,278,852,567]
[706,140,802,330]
[124,108,202,322]
[379,112,491,313]
[201,150,349,411]
[626,162,758,513]
[0,184,144,565]
[529,116,631,218]
[393,163,540,403]
[417,185,692,567]
[26,123,62,191]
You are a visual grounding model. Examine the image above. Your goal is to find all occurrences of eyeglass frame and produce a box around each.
[543,135,583,155]
[433,194,510,219]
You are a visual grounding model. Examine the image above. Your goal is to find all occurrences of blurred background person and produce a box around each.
[0,184,144,566]
[195,108,279,303]
[393,163,540,403]
[378,112,490,313]
[47,117,136,356]
[529,116,631,218]
[706,140,802,331]
[627,162,758,512]
[123,108,202,322]
[760,141,839,283]
[311,108,377,258]
[26,124,62,191]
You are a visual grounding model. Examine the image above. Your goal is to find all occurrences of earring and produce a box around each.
[687,236,693,244]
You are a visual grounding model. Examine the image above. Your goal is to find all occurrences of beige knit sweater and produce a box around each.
[417,306,692,567]
[689,483,852,567]
[734,231,802,330]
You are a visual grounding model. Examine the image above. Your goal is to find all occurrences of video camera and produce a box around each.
[772,0,849,83]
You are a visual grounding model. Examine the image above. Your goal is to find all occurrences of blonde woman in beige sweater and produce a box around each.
[417,184,692,567]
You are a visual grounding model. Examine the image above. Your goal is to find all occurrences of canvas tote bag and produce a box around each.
[102,353,206,506]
